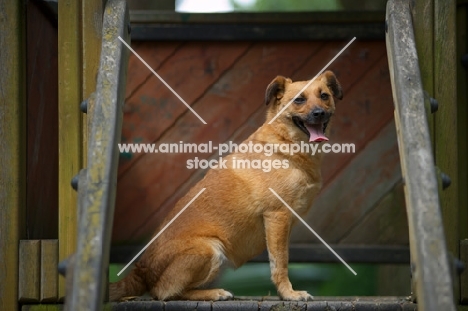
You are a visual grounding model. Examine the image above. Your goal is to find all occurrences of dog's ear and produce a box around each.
[320,71,343,100]
[264,76,292,105]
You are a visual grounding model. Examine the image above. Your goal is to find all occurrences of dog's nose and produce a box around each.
[312,108,325,118]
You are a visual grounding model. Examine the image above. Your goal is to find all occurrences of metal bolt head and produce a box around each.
[80,99,88,113]
[429,97,438,113]
[441,172,451,190]
[71,173,79,191]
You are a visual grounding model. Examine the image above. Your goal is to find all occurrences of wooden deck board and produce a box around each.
[21,297,417,311]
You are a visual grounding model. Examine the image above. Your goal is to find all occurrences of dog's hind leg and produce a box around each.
[148,239,232,301]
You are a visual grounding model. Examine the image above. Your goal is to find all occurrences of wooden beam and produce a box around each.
[41,240,58,302]
[18,240,41,303]
[0,0,26,309]
[58,0,83,299]
[81,0,104,165]
[434,0,459,262]
[386,0,456,309]
[130,23,385,41]
[66,0,130,309]
[411,0,435,141]
[130,11,385,24]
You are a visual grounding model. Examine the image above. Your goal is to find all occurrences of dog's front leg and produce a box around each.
[264,210,313,301]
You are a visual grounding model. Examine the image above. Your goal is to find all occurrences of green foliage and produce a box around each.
[230,0,343,11]
[109,262,378,296]
[217,263,377,296]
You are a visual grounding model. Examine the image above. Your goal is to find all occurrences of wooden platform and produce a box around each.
[22,297,417,311]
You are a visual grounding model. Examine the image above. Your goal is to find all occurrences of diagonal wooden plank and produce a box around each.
[278,41,389,187]
[113,41,323,242]
[291,40,387,93]
[319,56,394,188]
[339,181,408,245]
[118,41,251,176]
[290,119,401,244]
[125,41,182,100]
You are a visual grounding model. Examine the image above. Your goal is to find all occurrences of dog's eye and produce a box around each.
[320,93,329,100]
[293,97,306,104]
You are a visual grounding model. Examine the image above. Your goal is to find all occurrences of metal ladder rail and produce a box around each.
[65,0,130,310]
[385,0,455,310]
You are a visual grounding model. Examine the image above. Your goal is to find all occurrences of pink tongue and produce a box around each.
[305,124,328,142]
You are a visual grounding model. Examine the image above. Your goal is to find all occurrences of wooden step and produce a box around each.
[22,297,417,311]
[109,296,416,311]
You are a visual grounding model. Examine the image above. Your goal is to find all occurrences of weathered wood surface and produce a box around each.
[19,240,41,303]
[41,240,58,302]
[0,0,26,309]
[434,0,459,260]
[82,0,104,165]
[386,0,455,309]
[112,41,396,244]
[21,296,418,311]
[411,0,434,140]
[110,296,417,311]
[58,0,83,299]
[66,0,130,310]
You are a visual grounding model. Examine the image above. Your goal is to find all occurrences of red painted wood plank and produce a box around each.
[320,56,394,187]
[291,40,386,93]
[276,41,389,187]
[339,182,408,245]
[26,1,58,239]
[290,120,401,243]
[119,42,251,175]
[125,41,181,100]
[113,41,324,243]
[228,41,389,188]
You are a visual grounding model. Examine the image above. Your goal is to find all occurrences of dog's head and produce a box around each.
[264,71,343,143]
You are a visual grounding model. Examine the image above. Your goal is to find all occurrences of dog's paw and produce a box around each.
[281,290,314,301]
[213,289,234,301]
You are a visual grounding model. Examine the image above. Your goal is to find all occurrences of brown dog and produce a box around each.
[110,70,343,301]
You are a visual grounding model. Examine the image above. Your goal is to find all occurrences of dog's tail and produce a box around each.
[109,266,147,301]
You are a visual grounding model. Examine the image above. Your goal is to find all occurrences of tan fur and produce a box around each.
[110,71,343,302]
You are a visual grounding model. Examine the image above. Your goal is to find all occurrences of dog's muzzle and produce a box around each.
[293,108,331,142]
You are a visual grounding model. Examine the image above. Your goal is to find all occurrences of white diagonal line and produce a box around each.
[117,188,206,276]
[268,37,356,124]
[268,188,357,276]
[118,36,207,125]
